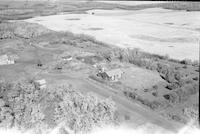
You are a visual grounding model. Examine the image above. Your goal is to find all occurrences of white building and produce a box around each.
[35,79,47,89]
[0,55,15,65]
[97,68,124,81]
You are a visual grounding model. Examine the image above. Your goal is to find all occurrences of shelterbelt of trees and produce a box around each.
[0,79,117,134]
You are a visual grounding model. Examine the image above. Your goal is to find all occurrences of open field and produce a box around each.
[0,1,199,134]
[25,7,200,60]
[99,1,200,11]
[99,1,166,5]
[1,1,200,21]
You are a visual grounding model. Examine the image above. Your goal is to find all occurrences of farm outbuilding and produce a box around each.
[0,54,15,65]
[61,55,72,61]
[35,79,47,89]
[97,68,124,81]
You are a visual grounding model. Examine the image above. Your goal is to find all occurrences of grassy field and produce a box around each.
[0,1,200,21]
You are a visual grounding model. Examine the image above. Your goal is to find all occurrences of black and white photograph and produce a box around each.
[0,0,199,134]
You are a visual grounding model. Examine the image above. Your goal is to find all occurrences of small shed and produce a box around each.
[35,79,47,89]
[97,68,124,81]
[61,55,72,61]
[0,54,15,65]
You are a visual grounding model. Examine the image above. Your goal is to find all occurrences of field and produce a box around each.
[25,7,200,60]
[0,1,199,134]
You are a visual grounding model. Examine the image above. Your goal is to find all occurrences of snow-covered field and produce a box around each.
[25,8,200,60]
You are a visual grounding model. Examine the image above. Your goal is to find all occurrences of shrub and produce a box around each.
[183,79,193,84]
[0,30,14,39]
[13,22,50,39]
[162,113,187,124]
[163,93,178,103]
[192,77,198,81]
[185,82,199,95]
[195,68,199,72]
[136,97,162,110]
[163,54,170,60]
[183,105,199,121]
[183,65,187,69]
[180,59,192,65]
[174,71,181,81]
[171,114,186,124]
[145,61,158,70]
[124,91,162,110]
[166,82,179,90]
[156,63,169,75]
[174,88,188,103]
[164,82,199,104]
[110,48,150,67]
[157,65,182,84]
[0,22,50,39]
[149,101,162,110]
[143,88,149,92]
[124,91,138,100]
[152,91,158,97]
[101,51,112,62]
[165,70,176,83]
[0,80,13,97]
[152,85,158,90]
[191,60,199,67]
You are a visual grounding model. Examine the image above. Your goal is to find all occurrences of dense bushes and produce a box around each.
[0,22,50,40]
[156,63,181,83]
[13,22,51,39]
[183,105,199,122]
[124,78,199,111]
[166,82,180,90]
[124,91,163,110]
[156,63,185,92]
[0,99,14,128]
[163,81,199,104]
[0,80,117,133]
[0,80,45,129]
[100,48,162,71]
[180,59,199,67]
[52,87,117,133]
[162,113,187,124]
[111,48,146,66]
[0,30,14,39]
[42,31,109,49]
[180,59,192,65]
